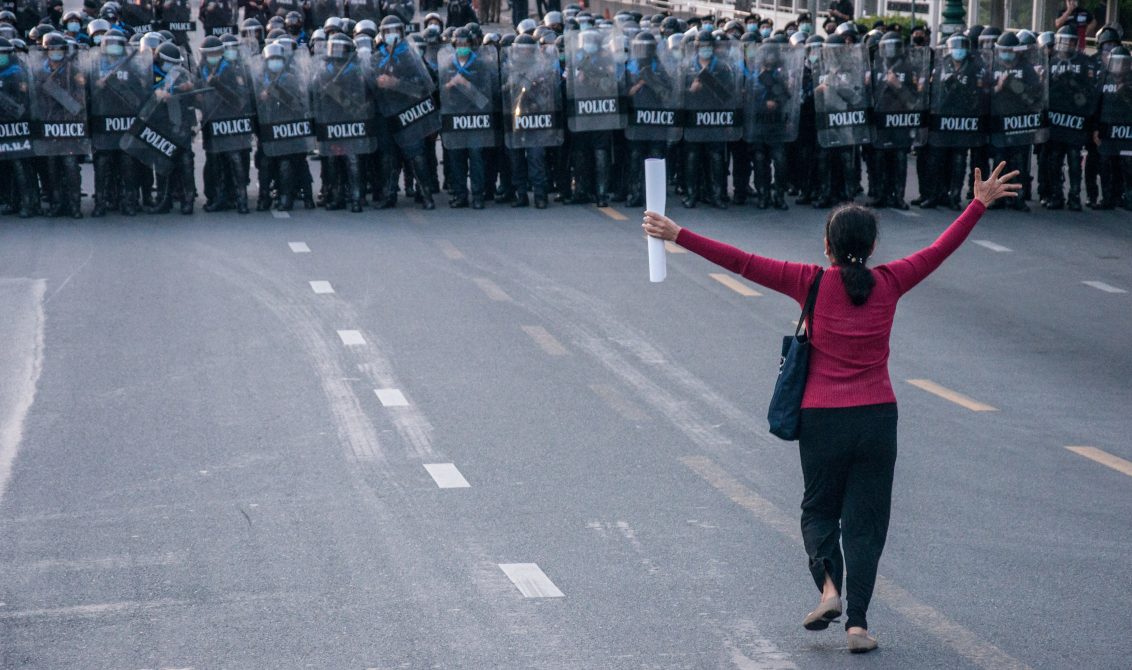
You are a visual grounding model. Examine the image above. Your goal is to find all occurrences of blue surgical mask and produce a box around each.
[267,58,284,72]
[702,22,713,31]
[999,50,1015,63]
[92,34,102,44]
[206,55,221,66]
[67,22,80,32]
[48,51,64,62]
[698,46,712,59]
[951,48,967,61]
[800,22,813,34]
[456,46,471,58]
[224,48,238,60]
[384,33,399,46]
[746,23,757,32]
[0,54,8,67]
[760,27,771,38]
[583,42,597,54]
[106,42,123,56]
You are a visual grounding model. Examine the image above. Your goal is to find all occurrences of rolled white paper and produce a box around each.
[644,158,667,283]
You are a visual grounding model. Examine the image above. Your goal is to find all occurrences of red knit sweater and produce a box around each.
[675,200,987,408]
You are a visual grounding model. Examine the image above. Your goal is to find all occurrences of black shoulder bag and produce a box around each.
[767,269,823,441]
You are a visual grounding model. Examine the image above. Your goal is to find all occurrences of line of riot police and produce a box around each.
[1,10,1130,218]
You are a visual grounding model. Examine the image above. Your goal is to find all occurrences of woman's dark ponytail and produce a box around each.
[825,205,877,306]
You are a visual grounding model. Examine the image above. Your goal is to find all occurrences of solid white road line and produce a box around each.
[337,330,366,346]
[309,280,334,294]
[0,279,46,504]
[1082,281,1127,294]
[973,240,1012,253]
[271,210,290,219]
[374,388,409,407]
[288,242,310,253]
[498,563,564,598]
[423,463,471,488]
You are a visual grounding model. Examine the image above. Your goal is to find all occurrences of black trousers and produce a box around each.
[798,403,898,631]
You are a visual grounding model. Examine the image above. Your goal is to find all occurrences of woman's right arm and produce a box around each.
[642,212,816,302]
[885,162,1021,294]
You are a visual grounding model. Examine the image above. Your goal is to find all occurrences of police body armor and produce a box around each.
[682,40,742,143]
[120,62,197,175]
[86,45,151,152]
[312,49,378,156]
[0,52,34,160]
[623,36,682,143]
[870,45,929,149]
[437,44,500,150]
[1097,65,1132,156]
[373,39,441,147]
[743,41,804,144]
[565,29,625,132]
[201,0,238,36]
[197,55,256,153]
[989,43,1048,148]
[250,49,316,157]
[344,0,381,22]
[1046,52,1097,146]
[929,45,989,148]
[813,43,870,148]
[160,0,196,41]
[501,42,564,149]
[28,49,91,157]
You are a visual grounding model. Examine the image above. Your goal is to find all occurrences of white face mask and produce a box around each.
[698,47,712,59]
[383,32,399,47]
[67,22,81,32]
[267,58,284,72]
[224,48,238,60]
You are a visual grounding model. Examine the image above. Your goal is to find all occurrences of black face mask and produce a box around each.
[911,35,926,46]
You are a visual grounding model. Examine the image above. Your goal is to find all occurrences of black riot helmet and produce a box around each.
[355,19,376,37]
[9,37,25,52]
[834,21,857,41]
[538,31,555,47]
[482,31,500,47]
[199,34,223,57]
[62,10,83,30]
[0,10,14,25]
[1036,30,1054,50]
[1107,46,1130,74]
[465,22,482,42]
[824,33,846,46]
[327,33,353,59]
[723,19,743,38]
[423,11,442,29]
[516,17,538,35]
[966,24,984,41]
[879,30,902,59]
[1016,29,1036,46]
[660,16,680,38]
[27,24,51,45]
[789,30,807,46]
[630,30,656,60]
[1095,26,1121,59]
[693,28,715,46]
[43,30,68,54]
[139,31,163,51]
[340,18,356,36]
[543,11,562,33]
[511,32,537,61]
[100,26,126,52]
[322,16,342,35]
[452,27,473,48]
[1054,24,1076,55]
[99,1,119,22]
[284,11,303,36]
[0,36,11,54]
[156,41,182,67]
[499,33,515,48]
[241,18,264,43]
[87,17,110,38]
[978,26,1001,50]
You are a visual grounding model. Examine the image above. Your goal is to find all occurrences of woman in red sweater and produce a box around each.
[642,163,1021,653]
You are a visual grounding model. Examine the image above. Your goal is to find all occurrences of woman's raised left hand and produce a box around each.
[642,211,681,242]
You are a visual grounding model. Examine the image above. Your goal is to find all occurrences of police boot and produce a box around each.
[344,157,363,213]
[594,148,611,208]
[814,151,834,209]
[408,154,435,210]
[226,152,249,215]
[326,159,346,211]
[277,159,295,211]
[890,152,910,210]
[91,153,110,217]
[378,153,399,209]
[148,174,173,214]
[1065,148,1083,211]
[681,148,699,208]
[564,145,592,204]
[707,149,727,209]
[68,164,83,219]
[203,163,230,212]
[12,161,35,218]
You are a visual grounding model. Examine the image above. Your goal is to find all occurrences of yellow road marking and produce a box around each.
[681,455,1034,670]
[521,325,568,356]
[472,277,511,302]
[664,241,687,254]
[709,273,762,297]
[436,240,464,260]
[598,206,628,221]
[906,379,997,412]
[589,383,649,421]
[1066,446,1132,478]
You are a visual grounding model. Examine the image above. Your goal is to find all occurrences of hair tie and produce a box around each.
[845,254,868,265]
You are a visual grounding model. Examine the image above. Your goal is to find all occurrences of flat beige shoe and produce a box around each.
[802,597,842,630]
[847,631,878,653]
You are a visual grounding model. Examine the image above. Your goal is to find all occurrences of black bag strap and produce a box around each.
[795,269,824,338]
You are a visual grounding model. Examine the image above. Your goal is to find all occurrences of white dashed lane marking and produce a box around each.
[473,277,512,302]
[498,563,565,598]
[973,240,1012,253]
[374,388,409,407]
[337,330,366,346]
[288,242,310,253]
[309,281,334,294]
[423,463,471,488]
[1082,281,1126,294]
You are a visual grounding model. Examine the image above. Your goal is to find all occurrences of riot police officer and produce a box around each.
[988,31,1044,211]
[869,31,928,209]
[0,36,37,217]
[88,28,148,216]
[923,33,987,210]
[564,27,622,207]
[1041,25,1096,210]
[30,31,88,218]
[197,34,255,213]
[438,27,497,209]
[681,29,739,209]
[623,30,678,208]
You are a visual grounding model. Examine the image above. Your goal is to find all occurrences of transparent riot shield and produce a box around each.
[682,39,743,143]
[197,56,256,153]
[86,46,151,152]
[122,0,158,34]
[988,43,1048,148]
[1046,52,1098,145]
[0,52,34,160]
[565,28,625,132]
[250,50,315,157]
[344,0,381,22]
[501,42,564,149]
[929,44,989,148]
[373,40,441,148]
[160,0,196,36]
[744,41,804,145]
[120,64,197,174]
[312,51,378,156]
[870,44,930,149]
[28,50,90,157]
[813,43,870,149]
[624,35,682,142]
[1097,64,1132,156]
[438,45,501,150]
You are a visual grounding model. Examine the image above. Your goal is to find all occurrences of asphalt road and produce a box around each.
[0,171,1130,669]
